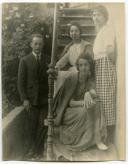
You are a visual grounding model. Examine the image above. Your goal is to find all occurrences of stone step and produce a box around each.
[53,143,118,161]
[59,8,92,16]
[58,15,92,19]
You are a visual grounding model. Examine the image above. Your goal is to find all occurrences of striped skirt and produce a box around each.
[95,57,117,126]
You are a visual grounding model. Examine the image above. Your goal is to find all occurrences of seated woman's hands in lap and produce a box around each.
[69,99,84,107]
[84,90,97,109]
[69,89,97,109]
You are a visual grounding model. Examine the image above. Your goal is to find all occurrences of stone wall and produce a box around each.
[2,106,26,160]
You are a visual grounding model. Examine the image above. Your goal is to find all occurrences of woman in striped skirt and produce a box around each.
[92,5,117,144]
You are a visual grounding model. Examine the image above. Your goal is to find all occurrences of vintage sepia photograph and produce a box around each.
[1,2,125,162]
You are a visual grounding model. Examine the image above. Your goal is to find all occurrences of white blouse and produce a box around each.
[56,43,82,69]
[93,24,115,60]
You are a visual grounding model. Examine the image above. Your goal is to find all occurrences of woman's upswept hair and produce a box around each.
[67,21,82,35]
[76,52,95,78]
[92,5,109,23]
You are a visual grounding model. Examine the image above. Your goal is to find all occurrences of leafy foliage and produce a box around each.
[2,3,53,117]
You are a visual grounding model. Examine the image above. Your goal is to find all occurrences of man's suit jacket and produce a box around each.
[18,52,49,106]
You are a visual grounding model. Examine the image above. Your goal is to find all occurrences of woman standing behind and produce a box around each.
[54,21,93,95]
[92,5,117,144]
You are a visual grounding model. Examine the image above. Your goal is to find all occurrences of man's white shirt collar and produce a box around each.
[32,51,41,60]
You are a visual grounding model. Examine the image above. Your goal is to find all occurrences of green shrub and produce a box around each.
[2,3,53,117]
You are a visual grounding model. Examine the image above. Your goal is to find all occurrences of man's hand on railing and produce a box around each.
[44,119,48,126]
[23,100,31,112]
[44,118,55,126]
[47,64,58,79]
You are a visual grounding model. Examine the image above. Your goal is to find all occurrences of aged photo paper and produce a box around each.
[1,1,125,162]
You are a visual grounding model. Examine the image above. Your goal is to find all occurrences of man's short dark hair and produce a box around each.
[30,33,44,42]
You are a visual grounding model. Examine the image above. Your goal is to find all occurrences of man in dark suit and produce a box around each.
[18,34,48,158]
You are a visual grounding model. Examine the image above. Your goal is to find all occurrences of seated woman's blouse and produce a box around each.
[73,79,95,101]
[54,40,93,97]
[56,40,93,70]
[56,43,81,69]
[93,24,115,60]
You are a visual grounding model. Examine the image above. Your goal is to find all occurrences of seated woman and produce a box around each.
[54,21,93,95]
[53,53,108,157]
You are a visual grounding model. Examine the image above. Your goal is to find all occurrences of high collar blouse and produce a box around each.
[93,23,115,60]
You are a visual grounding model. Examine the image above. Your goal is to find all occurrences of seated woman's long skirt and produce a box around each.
[53,103,106,153]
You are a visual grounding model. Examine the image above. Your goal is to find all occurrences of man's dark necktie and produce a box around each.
[37,55,40,77]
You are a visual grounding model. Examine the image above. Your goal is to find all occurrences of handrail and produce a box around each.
[2,106,24,131]
[47,3,58,161]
